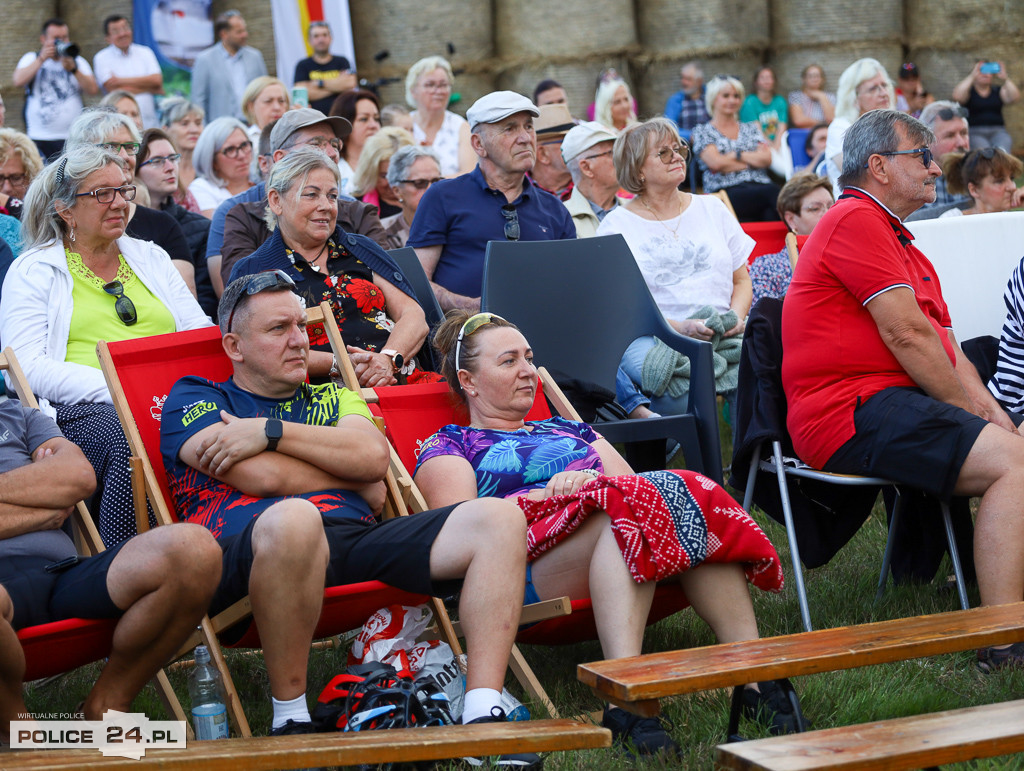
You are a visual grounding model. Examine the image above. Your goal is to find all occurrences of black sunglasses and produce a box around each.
[501,204,520,241]
[226,270,296,332]
[867,147,934,169]
[399,177,442,190]
[936,106,968,121]
[103,280,138,326]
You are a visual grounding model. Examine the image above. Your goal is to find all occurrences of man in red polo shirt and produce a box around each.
[782,108,1024,672]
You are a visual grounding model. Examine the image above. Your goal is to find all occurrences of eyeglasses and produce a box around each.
[75,185,137,204]
[935,106,968,121]
[869,147,933,169]
[296,136,343,154]
[218,140,252,158]
[454,312,510,372]
[801,202,833,215]
[857,82,889,97]
[399,177,442,190]
[582,149,613,162]
[653,143,690,164]
[96,141,141,156]
[138,153,181,168]
[0,173,27,188]
[226,269,296,332]
[103,280,138,326]
[501,204,520,241]
[418,80,451,92]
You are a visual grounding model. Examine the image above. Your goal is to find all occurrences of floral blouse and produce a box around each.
[691,121,773,192]
[415,416,603,499]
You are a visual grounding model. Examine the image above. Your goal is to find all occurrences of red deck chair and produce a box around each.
[371,370,690,648]
[742,221,791,264]
[1,348,186,719]
[97,317,432,734]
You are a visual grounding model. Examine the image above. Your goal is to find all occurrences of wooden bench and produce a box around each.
[577,602,1024,719]
[714,698,1024,770]
[0,719,610,770]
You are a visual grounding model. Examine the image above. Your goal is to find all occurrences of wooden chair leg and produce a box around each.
[152,670,195,740]
[130,457,149,535]
[198,617,251,738]
[509,644,560,719]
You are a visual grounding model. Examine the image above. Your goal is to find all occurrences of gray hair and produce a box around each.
[66,108,141,149]
[681,61,703,80]
[567,138,615,185]
[705,74,745,117]
[264,146,339,231]
[919,99,969,130]
[160,96,205,127]
[405,56,455,109]
[307,20,330,37]
[21,146,127,250]
[193,117,249,187]
[594,78,634,129]
[614,117,680,195]
[835,58,895,123]
[386,144,441,187]
[837,109,934,190]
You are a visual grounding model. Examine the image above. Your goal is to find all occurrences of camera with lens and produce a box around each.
[55,40,80,59]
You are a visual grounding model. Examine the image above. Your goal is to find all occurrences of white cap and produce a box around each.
[466,91,540,130]
[561,121,618,163]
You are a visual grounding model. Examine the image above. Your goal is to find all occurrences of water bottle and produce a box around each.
[500,688,530,721]
[188,645,229,740]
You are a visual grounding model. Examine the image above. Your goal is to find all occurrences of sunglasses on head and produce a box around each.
[454,312,510,372]
[226,270,297,332]
[103,280,138,326]
[935,106,968,121]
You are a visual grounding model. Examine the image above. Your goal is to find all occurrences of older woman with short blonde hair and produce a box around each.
[405,56,474,176]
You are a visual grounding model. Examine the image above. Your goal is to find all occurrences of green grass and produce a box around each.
[23,425,1024,768]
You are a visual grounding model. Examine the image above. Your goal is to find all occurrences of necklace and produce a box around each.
[304,241,329,272]
[640,194,684,239]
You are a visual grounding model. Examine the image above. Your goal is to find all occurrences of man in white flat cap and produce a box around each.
[408,90,576,313]
[561,121,627,238]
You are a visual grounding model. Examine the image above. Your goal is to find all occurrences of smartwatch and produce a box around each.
[317,79,325,90]
[381,348,404,372]
[265,418,283,452]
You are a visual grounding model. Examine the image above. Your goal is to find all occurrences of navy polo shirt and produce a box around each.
[407,165,577,298]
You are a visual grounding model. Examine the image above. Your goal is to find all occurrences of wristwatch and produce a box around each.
[316,79,325,90]
[381,348,404,372]
[264,418,283,452]
[735,149,743,161]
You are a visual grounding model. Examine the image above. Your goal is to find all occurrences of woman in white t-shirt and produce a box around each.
[597,117,754,418]
[405,56,475,177]
[188,117,254,218]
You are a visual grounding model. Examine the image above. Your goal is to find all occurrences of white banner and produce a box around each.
[270,0,356,90]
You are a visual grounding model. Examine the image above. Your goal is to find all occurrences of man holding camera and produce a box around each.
[13,18,98,160]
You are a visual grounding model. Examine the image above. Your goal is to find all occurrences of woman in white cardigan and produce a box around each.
[0,145,211,546]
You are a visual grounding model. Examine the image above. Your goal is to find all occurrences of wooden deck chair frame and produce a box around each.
[711,189,738,219]
[98,304,469,737]
[1,347,190,730]
[327,323,570,718]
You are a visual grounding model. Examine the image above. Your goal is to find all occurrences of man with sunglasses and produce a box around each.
[782,110,1024,671]
[409,91,576,314]
[907,100,973,221]
[159,273,538,762]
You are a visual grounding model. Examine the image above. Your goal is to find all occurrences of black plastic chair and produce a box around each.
[481,234,723,484]
[387,246,445,330]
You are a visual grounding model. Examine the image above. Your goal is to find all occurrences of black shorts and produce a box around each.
[0,544,126,630]
[824,387,988,500]
[210,505,461,619]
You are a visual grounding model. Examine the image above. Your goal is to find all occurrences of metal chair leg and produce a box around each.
[742,444,760,513]
[774,442,812,632]
[876,488,904,603]
[940,502,970,610]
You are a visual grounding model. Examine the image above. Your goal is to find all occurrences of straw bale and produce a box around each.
[905,0,1024,47]
[636,0,770,54]
[772,0,903,47]
[495,0,636,58]
[496,57,633,120]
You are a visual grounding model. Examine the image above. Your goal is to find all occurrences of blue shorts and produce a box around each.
[0,544,127,630]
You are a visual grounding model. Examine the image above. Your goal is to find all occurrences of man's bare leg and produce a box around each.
[0,587,27,740]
